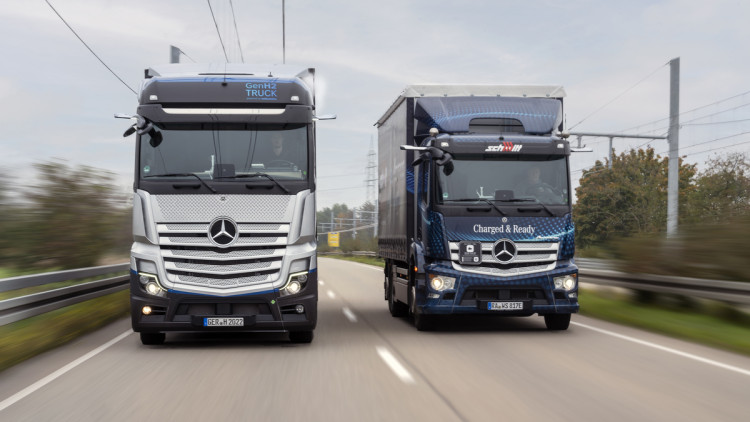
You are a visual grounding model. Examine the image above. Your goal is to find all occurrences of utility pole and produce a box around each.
[667,57,680,236]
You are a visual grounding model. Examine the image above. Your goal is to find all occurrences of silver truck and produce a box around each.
[119,64,328,344]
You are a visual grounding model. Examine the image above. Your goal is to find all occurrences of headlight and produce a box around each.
[281,271,309,296]
[554,274,577,291]
[428,274,456,291]
[138,272,166,297]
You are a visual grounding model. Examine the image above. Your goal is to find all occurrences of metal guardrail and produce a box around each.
[0,264,130,326]
[579,267,750,305]
[1,259,748,326]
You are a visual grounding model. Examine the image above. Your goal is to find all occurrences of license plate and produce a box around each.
[203,317,244,327]
[487,302,524,311]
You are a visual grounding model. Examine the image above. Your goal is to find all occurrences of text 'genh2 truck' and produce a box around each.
[119,64,331,344]
[377,84,579,331]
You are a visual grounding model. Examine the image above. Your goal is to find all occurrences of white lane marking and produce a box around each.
[327,290,336,299]
[342,307,358,323]
[347,262,383,272]
[0,329,132,412]
[376,346,415,384]
[572,322,750,377]
[319,280,325,286]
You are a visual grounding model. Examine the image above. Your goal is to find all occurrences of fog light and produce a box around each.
[287,280,301,294]
[142,306,152,315]
[297,274,308,283]
[568,292,578,299]
[139,275,151,284]
[295,304,305,314]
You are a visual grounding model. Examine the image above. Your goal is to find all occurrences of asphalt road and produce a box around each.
[2,257,750,421]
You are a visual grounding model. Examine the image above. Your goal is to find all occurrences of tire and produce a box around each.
[289,330,314,343]
[388,271,408,317]
[140,332,165,345]
[544,314,571,331]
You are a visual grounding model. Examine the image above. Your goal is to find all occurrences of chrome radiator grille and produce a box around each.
[158,223,289,289]
[449,241,558,277]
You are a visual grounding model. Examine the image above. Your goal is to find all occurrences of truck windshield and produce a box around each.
[139,124,308,181]
[437,156,569,205]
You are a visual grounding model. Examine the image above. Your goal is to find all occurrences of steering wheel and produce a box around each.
[524,182,564,201]
[267,160,297,169]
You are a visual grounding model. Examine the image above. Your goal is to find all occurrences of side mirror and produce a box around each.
[148,130,163,148]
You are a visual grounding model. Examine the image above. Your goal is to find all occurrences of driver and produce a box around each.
[516,165,563,203]
[518,165,543,195]
[265,133,297,169]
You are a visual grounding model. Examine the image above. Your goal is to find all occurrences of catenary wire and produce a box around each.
[569,62,668,131]
[176,47,197,63]
[229,0,245,63]
[207,0,229,62]
[44,0,137,96]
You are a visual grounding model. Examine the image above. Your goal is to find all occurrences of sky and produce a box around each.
[2,0,750,210]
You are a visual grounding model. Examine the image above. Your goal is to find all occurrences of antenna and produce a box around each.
[282,0,286,64]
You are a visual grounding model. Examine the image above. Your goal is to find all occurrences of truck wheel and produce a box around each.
[544,314,571,331]
[140,332,165,345]
[388,276,408,317]
[289,330,314,343]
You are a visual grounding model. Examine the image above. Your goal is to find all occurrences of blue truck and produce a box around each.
[376,85,578,330]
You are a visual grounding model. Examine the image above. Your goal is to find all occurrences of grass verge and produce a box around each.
[579,288,750,357]
[0,290,130,373]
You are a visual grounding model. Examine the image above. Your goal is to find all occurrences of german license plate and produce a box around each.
[487,302,524,311]
[203,317,244,327]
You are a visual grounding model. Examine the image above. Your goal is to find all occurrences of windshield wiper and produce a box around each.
[218,173,290,194]
[144,173,217,193]
[496,198,554,216]
[444,198,506,216]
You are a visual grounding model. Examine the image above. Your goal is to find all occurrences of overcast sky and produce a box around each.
[2,0,749,209]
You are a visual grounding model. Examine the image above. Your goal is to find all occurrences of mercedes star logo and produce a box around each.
[493,239,517,264]
[208,217,238,247]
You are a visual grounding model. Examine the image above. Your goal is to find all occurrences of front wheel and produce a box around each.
[544,314,571,331]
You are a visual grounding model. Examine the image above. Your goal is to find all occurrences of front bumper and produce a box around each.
[130,270,317,333]
[417,262,579,316]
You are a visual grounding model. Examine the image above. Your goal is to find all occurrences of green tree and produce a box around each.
[574,147,696,249]
[685,152,750,223]
[2,160,130,270]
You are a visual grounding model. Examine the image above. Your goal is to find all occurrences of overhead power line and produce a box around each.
[569,62,668,131]
[207,0,229,62]
[617,91,750,134]
[229,0,245,63]
[44,0,137,96]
